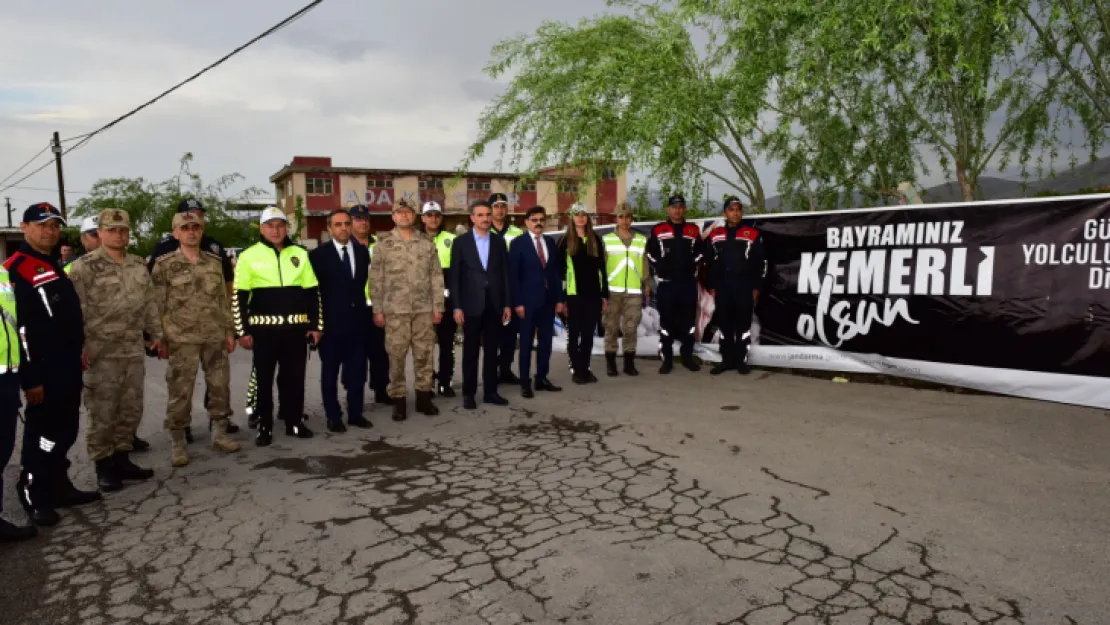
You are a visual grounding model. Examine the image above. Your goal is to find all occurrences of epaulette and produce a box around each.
[6,252,60,287]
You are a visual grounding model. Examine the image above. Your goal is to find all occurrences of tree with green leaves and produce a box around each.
[461,5,770,211]
[1021,0,1110,144]
[689,0,1065,204]
[72,153,264,257]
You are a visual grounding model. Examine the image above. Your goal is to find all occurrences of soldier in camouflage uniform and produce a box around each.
[68,209,163,492]
[370,199,445,422]
[151,212,241,467]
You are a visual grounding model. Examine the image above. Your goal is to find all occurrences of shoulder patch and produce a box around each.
[290,256,301,268]
[737,227,759,242]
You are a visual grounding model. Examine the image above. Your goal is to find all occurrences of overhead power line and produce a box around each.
[0,0,324,196]
[62,0,324,145]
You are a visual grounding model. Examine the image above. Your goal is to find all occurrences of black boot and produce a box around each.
[184,427,194,444]
[255,424,273,447]
[53,476,102,508]
[437,380,456,398]
[681,351,701,372]
[416,391,439,416]
[0,518,37,542]
[375,390,393,405]
[285,420,314,439]
[95,458,124,492]
[16,470,60,526]
[131,435,151,452]
[392,400,408,422]
[659,348,674,374]
[114,452,154,481]
[247,411,260,430]
[605,353,619,377]
[623,353,639,376]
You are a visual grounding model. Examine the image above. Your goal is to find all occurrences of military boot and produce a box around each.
[114,451,155,481]
[392,400,408,422]
[659,347,674,374]
[623,353,639,376]
[211,419,241,453]
[95,458,123,492]
[170,430,189,468]
[681,351,701,372]
[415,391,439,416]
[605,352,619,377]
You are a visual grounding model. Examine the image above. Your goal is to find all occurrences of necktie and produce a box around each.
[535,235,546,268]
[341,245,351,277]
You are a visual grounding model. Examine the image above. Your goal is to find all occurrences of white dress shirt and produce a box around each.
[332,239,355,277]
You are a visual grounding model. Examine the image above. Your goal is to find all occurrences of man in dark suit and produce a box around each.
[509,206,565,398]
[308,209,373,432]
[448,200,512,410]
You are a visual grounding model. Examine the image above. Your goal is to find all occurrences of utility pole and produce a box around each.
[52,131,67,219]
[4,197,10,228]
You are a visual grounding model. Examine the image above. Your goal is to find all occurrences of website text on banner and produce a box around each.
[549,194,1110,409]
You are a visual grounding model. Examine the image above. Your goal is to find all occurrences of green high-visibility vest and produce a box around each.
[233,241,319,335]
[565,237,604,296]
[494,224,524,247]
[365,242,376,306]
[432,231,455,268]
[0,267,20,373]
[602,231,648,294]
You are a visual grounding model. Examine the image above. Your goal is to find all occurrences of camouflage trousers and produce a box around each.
[385,313,435,398]
[84,355,144,462]
[165,341,231,431]
[604,292,643,354]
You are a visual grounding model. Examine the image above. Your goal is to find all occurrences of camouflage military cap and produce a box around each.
[393,198,417,213]
[172,212,204,230]
[615,202,635,218]
[98,208,131,229]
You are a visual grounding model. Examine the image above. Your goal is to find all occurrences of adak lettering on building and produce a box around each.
[344,190,523,207]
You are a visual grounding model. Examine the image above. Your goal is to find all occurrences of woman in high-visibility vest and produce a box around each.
[556,204,609,384]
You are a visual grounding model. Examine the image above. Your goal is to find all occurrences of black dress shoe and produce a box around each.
[374,390,393,405]
[132,435,151,452]
[27,507,60,527]
[437,383,456,398]
[95,459,123,492]
[534,378,562,392]
[499,372,521,385]
[0,518,37,542]
[53,481,102,508]
[682,354,701,372]
[326,420,347,433]
[463,396,477,410]
[484,394,509,406]
[521,386,534,399]
[285,423,314,438]
[585,370,599,383]
[256,427,273,447]
[710,362,733,375]
[737,362,751,375]
[572,373,590,385]
[247,413,260,429]
[348,416,373,429]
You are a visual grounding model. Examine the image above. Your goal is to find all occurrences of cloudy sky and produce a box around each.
[0,0,1100,213]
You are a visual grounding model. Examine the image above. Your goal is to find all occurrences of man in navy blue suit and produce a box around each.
[509,206,565,398]
[308,209,373,432]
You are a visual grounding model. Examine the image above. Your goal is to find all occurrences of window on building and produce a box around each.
[559,182,579,194]
[419,180,445,190]
[467,181,491,191]
[306,177,333,195]
[368,179,393,189]
[519,183,537,192]
[601,168,618,180]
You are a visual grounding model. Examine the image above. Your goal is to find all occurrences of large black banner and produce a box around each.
[749,196,1110,377]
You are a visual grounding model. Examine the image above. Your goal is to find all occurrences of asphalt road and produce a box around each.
[1,350,1107,625]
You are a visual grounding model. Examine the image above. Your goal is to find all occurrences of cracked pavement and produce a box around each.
[2,352,1108,624]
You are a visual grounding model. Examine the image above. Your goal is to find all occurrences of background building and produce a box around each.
[269,156,627,245]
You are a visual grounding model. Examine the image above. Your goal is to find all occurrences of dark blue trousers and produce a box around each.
[20,360,81,507]
[518,305,555,384]
[498,316,519,378]
[320,332,367,422]
[0,373,22,514]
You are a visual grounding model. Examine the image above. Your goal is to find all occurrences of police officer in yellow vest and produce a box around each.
[0,264,36,541]
[602,203,650,376]
[233,207,322,446]
[488,193,525,383]
[420,201,458,397]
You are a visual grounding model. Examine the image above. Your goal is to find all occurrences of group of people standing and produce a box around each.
[0,190,766,542]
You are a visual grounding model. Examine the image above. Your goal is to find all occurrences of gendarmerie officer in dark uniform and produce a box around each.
[704,196,767,374]
[645,194,706,373]
[147,198,242,440]
[5,203,100,526]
